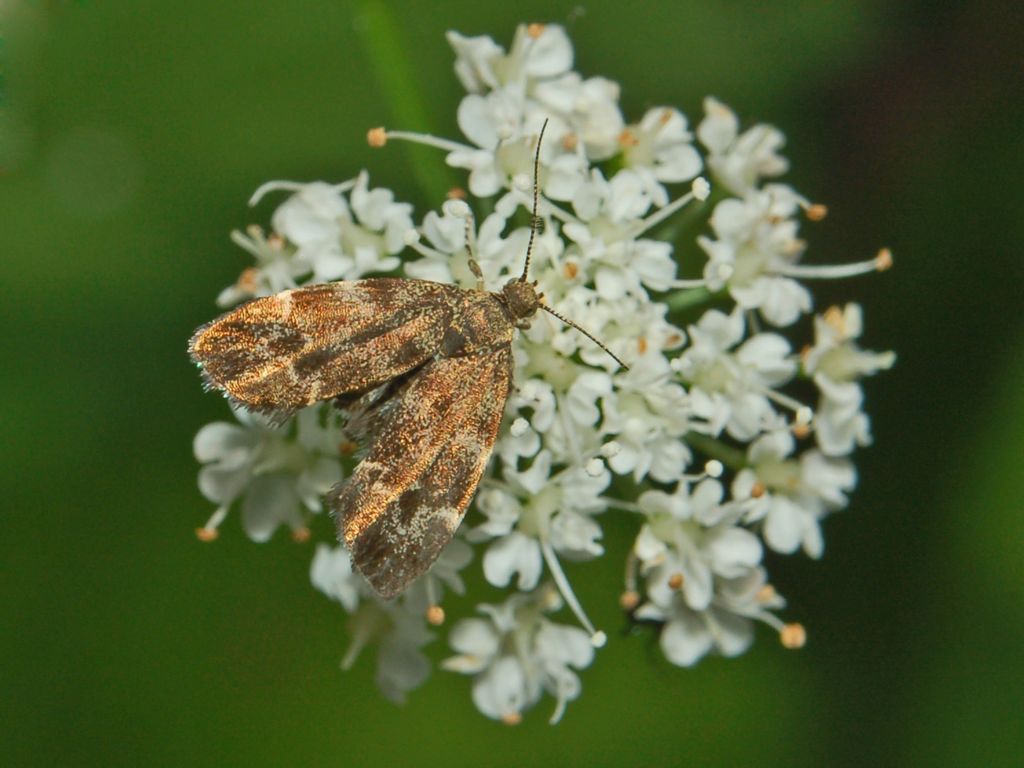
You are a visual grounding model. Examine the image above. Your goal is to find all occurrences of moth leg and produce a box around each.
[463,214,485,291]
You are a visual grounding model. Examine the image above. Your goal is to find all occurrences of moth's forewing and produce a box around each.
[334,347,513,598]
[189,279,461,419]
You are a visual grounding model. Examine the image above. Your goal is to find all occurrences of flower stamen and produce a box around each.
[780,622,807,649]
[426,605,446,625]
[501,712,523,726]
[804,202,828,221]
[631,176,711,237]
[196,505,229,541]
[368,128,474,154]
[539,538,606,648]
[247,178,357,207]
[776,248,894,280]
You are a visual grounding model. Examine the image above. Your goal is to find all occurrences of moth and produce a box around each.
[189,120,624,599]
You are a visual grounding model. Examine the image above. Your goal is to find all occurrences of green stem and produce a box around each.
[665,286,714,312]
[684,431,748,470]
[353,0,459,204]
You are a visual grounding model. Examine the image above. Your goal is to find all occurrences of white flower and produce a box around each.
[480,529,544,591]
[404,208,468,283]
[329,602,433,705]
[635,479,762,612]
[804,304,896,456]
[733,430,856,557]
[312,537,474,622]
[805,303,897,384]
[475,450,608,590]
[697,96,788,195]
[194,405,342,541]
[327,597,435,704]
[443,588,595,723]
[636,566,780,667]
[533,72,624,160]
[444,24,623,203]
[269,181,358,281]
[643,596,750,667]
[449,101,588,202]
[698,185,813,326]
[674,307,796,439]
[572,167,652,225]
[447,30,506,93]
[565,369,612,427]
[400,537,474,618]
[406,208,527,288]
[374,605,434,704]
[565,291,687,370]
[447,24,574,95]
[217,226,299,307]
[271,172,410,279]
[562,168,680,297]
[448,24,624,163]
[311,543,364,612]
[814,378,872,457]
[601,354,694,482]
[622,107,703,205]
[497,416,542,466]
[312,540,472,704]
[217,174,413,306]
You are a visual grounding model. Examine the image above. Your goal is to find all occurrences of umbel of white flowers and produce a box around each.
[191,22,894,724]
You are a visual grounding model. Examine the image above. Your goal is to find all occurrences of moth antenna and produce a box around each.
[520,118,549,282]
[521,121,623,370]
[462,210,484,288]
[541,304,629,370]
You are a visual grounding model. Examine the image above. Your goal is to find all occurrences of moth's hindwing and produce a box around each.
[188,279,461,418]
[332,347,513,598]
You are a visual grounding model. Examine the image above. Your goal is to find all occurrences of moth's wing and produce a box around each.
[331,347,513,599]
[334,365,421,446]
[189,278,460,419]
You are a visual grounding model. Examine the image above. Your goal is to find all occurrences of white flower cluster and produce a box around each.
[191,23,893,723]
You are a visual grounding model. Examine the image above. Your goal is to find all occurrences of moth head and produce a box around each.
[501,278,542,321]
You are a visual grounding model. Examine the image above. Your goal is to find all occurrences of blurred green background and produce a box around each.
[3,1,1022,766]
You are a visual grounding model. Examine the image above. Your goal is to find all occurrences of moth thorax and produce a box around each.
[501,279,542,321]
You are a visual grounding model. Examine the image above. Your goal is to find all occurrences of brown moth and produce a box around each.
[189,120,624,599]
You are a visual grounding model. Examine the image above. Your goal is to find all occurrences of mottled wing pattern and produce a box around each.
[332,347,513,598]
[189,279,460,418]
